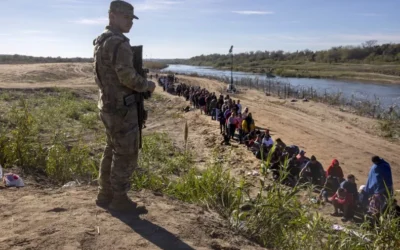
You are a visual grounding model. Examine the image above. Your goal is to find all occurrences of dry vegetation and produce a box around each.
[1,63,400,249]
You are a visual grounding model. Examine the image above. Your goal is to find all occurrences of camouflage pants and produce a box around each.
[98,107,139,196]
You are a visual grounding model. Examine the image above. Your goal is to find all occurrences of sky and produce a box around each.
[0,0,399,59]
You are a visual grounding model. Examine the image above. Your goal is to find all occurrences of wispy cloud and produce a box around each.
[136,0,184,11]
[71,17,108,25]
[232,11,274,15]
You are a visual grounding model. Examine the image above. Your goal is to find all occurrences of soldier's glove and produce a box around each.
[147,80,156,93]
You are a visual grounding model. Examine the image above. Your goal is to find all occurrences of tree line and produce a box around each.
[0,54,92,64]
[185,41,400,67]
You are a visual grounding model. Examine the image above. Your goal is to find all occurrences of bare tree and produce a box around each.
[363,40,378,48]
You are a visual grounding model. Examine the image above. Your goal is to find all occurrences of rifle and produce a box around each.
[131,45,151,149]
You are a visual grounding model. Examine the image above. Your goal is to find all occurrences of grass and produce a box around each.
[0,88,103,182]
[1,88,400,249]
[379,119,400,139]
[135,134,400,249]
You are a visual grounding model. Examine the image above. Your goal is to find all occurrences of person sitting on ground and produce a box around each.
[340,174,359,205]
[383,199,400,219]
[262,133,274,148]
[247,132,263,152]
[367,193,387,226]
[326,159,344,182]
[295,150,309,170]
[243,130,256,147]
[255,133,274,160]
[275,138,286,151]
[299,155,325,186]
[269,138,286,163]
[320,175,341,202]
[329,187,355,222]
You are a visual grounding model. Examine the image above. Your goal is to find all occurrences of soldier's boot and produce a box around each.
[109,194,148,214]
[95,191,113,208]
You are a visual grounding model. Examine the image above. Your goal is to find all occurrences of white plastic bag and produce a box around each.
[3,173,25,187]
[62,181,78,188]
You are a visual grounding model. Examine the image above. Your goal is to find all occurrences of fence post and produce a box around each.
[269,82,271,95]
[284,84,286,99]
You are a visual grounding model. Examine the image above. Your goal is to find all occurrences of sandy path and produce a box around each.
[177,75,400,190]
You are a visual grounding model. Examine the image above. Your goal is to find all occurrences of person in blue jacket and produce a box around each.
[364,156,393,197]
[360,156,393,211]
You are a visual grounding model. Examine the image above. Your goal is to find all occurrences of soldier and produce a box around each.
[93,0,156,212]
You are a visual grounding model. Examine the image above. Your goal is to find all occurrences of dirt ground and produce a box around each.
[0,63,265,250]
[0,62,399,249]
[0,185,262,250]
[175,75,400,191]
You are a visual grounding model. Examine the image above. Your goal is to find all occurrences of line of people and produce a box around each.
[161,80,396,225]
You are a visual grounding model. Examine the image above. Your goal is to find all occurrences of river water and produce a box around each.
[161,64,400,107]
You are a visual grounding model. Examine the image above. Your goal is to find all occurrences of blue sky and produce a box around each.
[0,0,399,59]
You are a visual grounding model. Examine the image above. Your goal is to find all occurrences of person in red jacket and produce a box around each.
[329,188,354,222]
[326,159,344,182]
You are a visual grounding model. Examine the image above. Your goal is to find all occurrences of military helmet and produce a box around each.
[109,0,139,19]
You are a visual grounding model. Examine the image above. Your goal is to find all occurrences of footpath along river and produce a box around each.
[161,64,400,107]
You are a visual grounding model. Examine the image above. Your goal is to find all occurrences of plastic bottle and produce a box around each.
[0,164,3,179]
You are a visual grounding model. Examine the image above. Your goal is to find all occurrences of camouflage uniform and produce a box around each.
[93,1,149,205]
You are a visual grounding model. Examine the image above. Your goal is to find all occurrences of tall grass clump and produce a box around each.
[166,163,244,216]
[138,140,400,249]
[0,99,47,171]
[131,133,193,191]
[0,89,102,183]
[45,134,98,183]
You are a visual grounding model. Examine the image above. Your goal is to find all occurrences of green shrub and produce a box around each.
[0,89,101,183]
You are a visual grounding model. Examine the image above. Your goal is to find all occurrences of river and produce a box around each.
[161,64,400,107]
